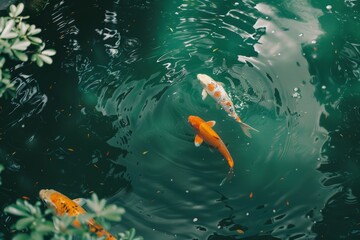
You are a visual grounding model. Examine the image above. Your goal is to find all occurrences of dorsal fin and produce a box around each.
[217,81,225,87]
[207,121,216,127]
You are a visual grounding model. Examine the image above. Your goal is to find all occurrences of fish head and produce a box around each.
[39,189,58,211]
[188,115,202,130]
[39,189,66,213]
[197,74,214,88]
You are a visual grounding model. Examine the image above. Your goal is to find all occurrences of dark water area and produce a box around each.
[0,0,359,239]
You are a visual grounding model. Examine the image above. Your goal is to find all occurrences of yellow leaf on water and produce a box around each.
[236,229,245,234]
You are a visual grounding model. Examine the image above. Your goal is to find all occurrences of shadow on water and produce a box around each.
[303,0,360,239]
[0,0,359,239]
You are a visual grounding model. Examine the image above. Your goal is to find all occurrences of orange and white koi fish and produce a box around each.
[188,115,234,185]
[197,73,259,137]
[39,189,116,240]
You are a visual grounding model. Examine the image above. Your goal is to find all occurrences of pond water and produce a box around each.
[0,0,359,239]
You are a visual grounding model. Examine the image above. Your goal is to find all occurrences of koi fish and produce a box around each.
[188,115,234,185]
[197,73,259,137]
[39,189,116,240]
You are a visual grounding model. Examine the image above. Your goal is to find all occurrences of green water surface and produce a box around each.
[0,0,359,239]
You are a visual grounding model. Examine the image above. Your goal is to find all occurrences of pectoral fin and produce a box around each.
[72,198,86,206]
[201,89,208,100]
[194,135,203,147]
[217,81,225,87]
[207,121,216,127]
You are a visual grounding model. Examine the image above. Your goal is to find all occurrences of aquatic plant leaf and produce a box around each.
[42,49,56,56]
[98,204,125,221]
[11,39,31,51]
[4,205,31,217]
[0,18,5,32]
[13,234,31,240]
[15,216,35,230]
[28,36,43,44]
[30,231,44,240]
[0,19,17,39]
[86,193,107,213]
[15,3,25,17]
[38,54,53,64]
[28,25,41,35]
[36,57,44,67]
[13,50,28,61]
[119,228,144,240]
[19,22,29,35]
[10,5,17,16]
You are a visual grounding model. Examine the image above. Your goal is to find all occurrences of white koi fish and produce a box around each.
[197,73,259,137]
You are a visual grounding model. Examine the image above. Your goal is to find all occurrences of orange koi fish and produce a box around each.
[197,73,259,137]
[39,189,116,240]
[188,115,234,185]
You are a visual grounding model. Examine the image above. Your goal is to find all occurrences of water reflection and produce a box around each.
[304,0,360,239]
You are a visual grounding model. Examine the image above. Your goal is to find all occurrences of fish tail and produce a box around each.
[219,168,234,186]
[239,121,259,138]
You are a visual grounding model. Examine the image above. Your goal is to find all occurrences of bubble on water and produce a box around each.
[193,218,198,222]
[246,212,249,216]
[321,85,326,90]
[234,2,239,6]
[312,53,318,59]
[273,209,276,213]
[186,190,189,193]
[299,33,304,37]
[326,5,332,10]
[277,52,281,56]
[292,87,301,99]
[311,40,317,44]
[271,30,275,33]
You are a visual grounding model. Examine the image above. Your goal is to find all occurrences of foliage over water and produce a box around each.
[0,0,359,239]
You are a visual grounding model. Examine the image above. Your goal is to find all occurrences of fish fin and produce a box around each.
[206,121,216,127]
[239,121,259,138]
[72,198,86,206]
[217,81,225,87]
[220,169,234,186]
[201,89,208,100]
[194,135,203,147]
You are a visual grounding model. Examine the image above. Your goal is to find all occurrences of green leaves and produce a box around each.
[86,193,125,222]
[9,3,25,18]
[0,3,56,98]
[118,228,144,240]
[4,194,143,240]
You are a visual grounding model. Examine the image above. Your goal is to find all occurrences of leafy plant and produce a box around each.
[0,3,56,98]
[0,164,3,185]
[4,194,143,240]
